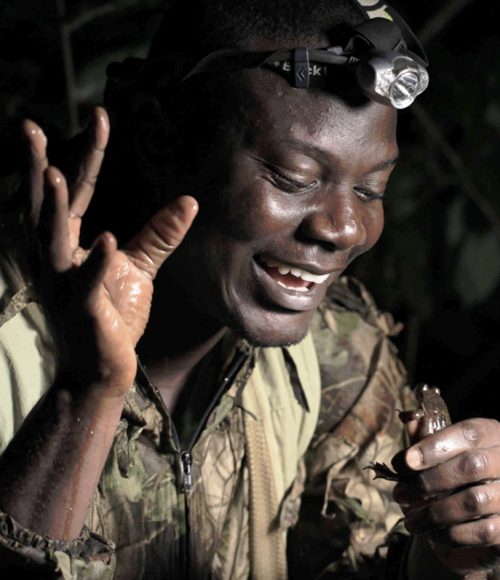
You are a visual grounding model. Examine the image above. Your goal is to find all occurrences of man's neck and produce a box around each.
[136,272,226,412]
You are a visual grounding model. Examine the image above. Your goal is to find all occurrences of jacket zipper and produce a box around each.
[136,348,250,577]
[181,450,193,492]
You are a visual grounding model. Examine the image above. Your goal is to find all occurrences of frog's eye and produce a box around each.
[433,387,441,395]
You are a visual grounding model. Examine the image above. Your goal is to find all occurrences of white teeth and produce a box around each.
[263,259,330,284]
[277,281,309,292]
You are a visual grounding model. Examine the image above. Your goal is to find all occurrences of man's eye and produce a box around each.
[354,187,385,202]
[269,170,318,194]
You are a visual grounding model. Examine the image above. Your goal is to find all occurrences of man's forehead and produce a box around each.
[238,68,398,146]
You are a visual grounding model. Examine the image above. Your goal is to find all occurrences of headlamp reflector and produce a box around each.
[356,53,429,109]
[391,69,420,109]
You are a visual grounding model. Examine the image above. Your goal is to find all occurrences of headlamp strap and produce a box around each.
[388,9,428,66]
[349,18,405,54]
[293,48,310,88]
[350,0,428,66]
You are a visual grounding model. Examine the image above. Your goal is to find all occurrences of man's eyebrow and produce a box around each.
[281,139,332,160]
[369,156,399,172]
[281,139,398,170]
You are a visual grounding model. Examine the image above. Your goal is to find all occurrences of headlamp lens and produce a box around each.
[390,69,420,109]
[357,53,429,109]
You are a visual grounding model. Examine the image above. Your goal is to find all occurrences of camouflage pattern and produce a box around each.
[289,278,414,579]
[0,275,413,579]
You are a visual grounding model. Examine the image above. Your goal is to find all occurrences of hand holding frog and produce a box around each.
[392,385,500,577]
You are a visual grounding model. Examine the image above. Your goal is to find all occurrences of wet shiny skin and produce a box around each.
[164,70,398,347]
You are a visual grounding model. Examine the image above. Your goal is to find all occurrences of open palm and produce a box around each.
[25,108,198,395]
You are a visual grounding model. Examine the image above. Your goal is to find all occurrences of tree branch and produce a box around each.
[418,0,475,44]
[412,103,500,232]
[65,0,152,34]
[66,3,120,34]
[56,0,79,135]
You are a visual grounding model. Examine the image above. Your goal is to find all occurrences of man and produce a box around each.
[1,0,500,578]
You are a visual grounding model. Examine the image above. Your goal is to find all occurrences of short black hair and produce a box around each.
[149,0,366,58]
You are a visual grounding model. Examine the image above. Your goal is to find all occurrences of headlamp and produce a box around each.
[356,52,429,109]
[107,2,429,111]
[178,14,429,110]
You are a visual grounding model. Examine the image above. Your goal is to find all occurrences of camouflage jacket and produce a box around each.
[0,247,412,580]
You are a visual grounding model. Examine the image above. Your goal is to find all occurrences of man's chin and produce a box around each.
[228,313,311,349]
[239,331,309,349]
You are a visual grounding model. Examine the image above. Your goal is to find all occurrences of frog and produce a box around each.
[367,383,452,482]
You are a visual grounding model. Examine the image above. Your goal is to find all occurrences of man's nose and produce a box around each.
[299,190,367,251]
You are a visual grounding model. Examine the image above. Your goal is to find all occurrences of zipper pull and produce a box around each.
[181,451,192,493]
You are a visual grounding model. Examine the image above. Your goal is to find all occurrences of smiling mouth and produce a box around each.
[257,258,330,292]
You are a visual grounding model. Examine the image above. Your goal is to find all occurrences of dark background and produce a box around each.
[0,0,499,420]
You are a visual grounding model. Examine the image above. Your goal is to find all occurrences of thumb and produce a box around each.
[125,195,198,279]
[399,410,421,445]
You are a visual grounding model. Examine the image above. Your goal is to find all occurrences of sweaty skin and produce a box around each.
[139,69,399,400]
[155,69,398,351]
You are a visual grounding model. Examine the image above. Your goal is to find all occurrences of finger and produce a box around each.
[76,232,117,301]
[432,544,500,576]
[23,119,48,226]
[405,482,500,534]
[415,448,500,497]
[38,167,72,273]
[125,195,198,280]
[396,411,420,444]
[405,419,500,472]
[69,107,109,219]
[392,447,419,478]
[406,418,420,445]
[430,515,500,549]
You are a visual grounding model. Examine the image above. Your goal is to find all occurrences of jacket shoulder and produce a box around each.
[310,276,408,443]
[321,276,403,337]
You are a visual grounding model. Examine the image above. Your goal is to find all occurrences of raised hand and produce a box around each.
[0,109,198,540]
[25,108,198,396]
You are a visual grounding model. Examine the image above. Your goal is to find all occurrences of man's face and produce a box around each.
[165,71,398,346]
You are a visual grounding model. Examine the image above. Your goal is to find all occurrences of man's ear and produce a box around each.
[133,95,177,176]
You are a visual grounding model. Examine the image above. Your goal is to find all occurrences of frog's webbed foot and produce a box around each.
[365,461,401,482]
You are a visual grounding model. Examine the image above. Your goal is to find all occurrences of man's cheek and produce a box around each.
[358,208,385,257]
